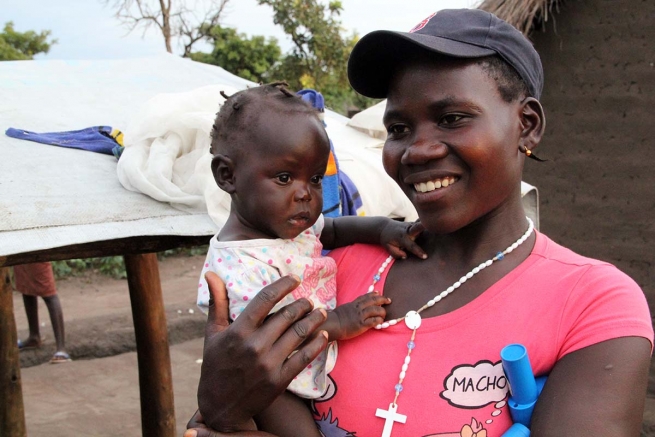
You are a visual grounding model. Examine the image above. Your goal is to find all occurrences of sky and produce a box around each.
[2,0,478,60]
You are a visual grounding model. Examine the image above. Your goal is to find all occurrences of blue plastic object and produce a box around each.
[500,344,547,437]
[502,423,531,437]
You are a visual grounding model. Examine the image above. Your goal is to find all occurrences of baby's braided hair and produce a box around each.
[210,81,319,156]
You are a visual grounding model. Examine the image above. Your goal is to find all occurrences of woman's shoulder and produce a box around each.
[532,231,639,286]
[534,231,614,268]
[533,231,649,321]
[527,233,653,357]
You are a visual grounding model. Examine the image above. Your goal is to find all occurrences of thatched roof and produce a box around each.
[477,0,561,35]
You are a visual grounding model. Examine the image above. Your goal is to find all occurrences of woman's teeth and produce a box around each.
[414,177,457,193]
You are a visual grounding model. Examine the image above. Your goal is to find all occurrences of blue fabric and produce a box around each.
[296,89,363,218]
[322,139,342,218]
[297,89,325,112]
[339,171,363,216]
[5,126,121,156]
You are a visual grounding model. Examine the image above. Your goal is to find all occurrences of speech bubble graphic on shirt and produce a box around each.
[440,360,509,408]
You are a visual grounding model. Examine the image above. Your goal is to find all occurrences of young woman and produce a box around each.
[188,9,652,437]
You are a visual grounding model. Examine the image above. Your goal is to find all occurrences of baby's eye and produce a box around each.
[276,174,291,184]
[310,174,324,185]
[440,114,464,125]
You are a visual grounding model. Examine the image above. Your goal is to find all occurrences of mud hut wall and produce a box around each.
[523,0,655,313]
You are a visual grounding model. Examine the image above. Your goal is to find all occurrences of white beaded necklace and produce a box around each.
[371,217,535,437]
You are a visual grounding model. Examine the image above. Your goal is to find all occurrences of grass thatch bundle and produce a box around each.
[477,0,561,35]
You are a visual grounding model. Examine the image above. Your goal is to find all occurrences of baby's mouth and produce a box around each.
[288,212,311,226]
[413,176,458,193]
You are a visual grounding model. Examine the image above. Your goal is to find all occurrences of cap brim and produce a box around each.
[348,30,495,98]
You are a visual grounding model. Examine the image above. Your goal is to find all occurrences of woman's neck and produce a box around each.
[382,206,535,320]
[422,208,531,266]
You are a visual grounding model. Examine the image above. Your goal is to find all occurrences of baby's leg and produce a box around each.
[254,390,321,437]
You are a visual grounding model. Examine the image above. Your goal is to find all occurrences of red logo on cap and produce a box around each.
[409,12,436,33]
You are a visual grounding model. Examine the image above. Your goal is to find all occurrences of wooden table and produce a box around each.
[0,235,213,437]
[0,56,237,437]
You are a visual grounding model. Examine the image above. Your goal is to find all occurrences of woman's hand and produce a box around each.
[196,272,329,432]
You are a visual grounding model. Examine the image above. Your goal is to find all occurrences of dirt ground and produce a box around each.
[12,253,655,436]
[13,254,208,436]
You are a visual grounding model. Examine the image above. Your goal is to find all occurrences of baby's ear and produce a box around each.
[211,154,236,194]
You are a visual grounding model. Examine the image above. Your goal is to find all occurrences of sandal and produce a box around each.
[50,351,72,364]
[17,338,42,351]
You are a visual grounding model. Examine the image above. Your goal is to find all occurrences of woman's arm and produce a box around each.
[531,336,651,436]
[196,272,329,433]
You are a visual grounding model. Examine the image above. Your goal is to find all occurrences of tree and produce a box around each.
[189,26,281,83]
[0,22,56,61]
[104,0,230,55]
[258,0,378,114]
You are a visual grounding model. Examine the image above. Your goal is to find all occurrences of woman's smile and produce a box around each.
[413,176,458,193]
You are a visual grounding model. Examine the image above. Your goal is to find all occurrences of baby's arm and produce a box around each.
[254,391,320,437]
[320,216,426,259]
[321,292,390,341]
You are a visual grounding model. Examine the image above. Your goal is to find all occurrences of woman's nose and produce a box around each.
[401,137,448,165]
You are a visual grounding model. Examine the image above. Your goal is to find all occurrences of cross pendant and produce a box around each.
[375,402,407,437]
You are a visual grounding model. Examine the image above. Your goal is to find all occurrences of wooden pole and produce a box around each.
[0,267,26,437]
[124,253,176,437]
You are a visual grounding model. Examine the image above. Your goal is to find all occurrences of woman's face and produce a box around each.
[382,59,526,234]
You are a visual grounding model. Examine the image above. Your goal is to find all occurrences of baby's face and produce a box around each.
[231,112,330,239]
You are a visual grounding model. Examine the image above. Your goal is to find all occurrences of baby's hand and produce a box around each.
[380,220,427,260]
[332,292,390,340]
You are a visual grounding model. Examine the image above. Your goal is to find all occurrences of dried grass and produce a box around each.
[477,0,561,35]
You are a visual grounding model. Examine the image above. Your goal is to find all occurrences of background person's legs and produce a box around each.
[43,294,67,356]
[19,294,42,349]
[14,262,70,362]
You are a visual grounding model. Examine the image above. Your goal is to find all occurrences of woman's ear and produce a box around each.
[211,154,236,194]
[518,97,546,152]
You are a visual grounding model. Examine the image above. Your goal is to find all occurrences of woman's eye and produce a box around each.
[276,174,291,184]
[311,175,324,184]
[387,124,409,135]
[440,114,464,125]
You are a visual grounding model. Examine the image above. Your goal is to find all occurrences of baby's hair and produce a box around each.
[475,55,531,103]
[210,81,320,156]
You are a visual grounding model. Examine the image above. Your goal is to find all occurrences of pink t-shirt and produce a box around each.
[312,232,653,437]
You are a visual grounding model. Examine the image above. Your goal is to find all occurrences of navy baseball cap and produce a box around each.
[348,9,543,99]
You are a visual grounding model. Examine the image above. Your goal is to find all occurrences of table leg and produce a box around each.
[124,253,176,437]
[0,267,26,437]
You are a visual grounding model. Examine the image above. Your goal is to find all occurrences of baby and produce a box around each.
[196,82,424,435]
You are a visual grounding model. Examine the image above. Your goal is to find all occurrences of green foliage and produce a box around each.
[189,1,379,114]
[259,0,370,114]
[190,26,281,83]
[0,22,55,61]
[52,257,127,280]
[51,246,208,280]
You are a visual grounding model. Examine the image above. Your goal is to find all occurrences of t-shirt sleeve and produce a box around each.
[197,247,284,318]
[557,263,653,358]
